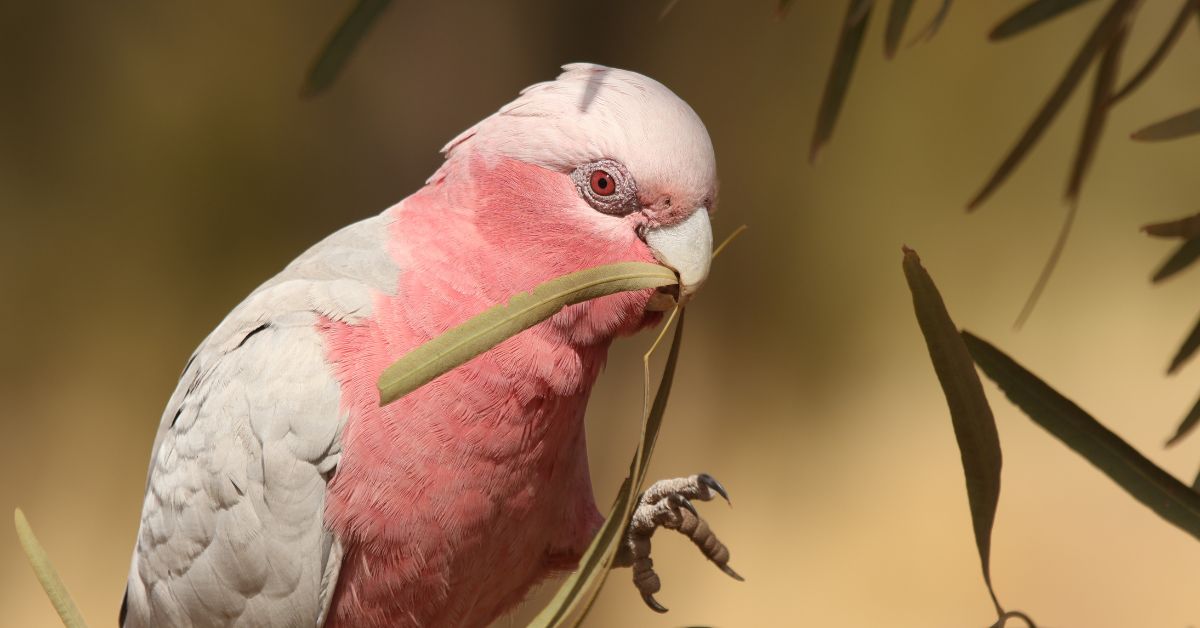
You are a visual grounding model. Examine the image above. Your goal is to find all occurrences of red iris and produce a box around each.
[589,170,616,196]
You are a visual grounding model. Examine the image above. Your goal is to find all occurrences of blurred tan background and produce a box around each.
[2,1,1200,626]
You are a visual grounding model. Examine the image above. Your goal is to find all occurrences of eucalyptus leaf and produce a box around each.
[1167,314,1200,375]
[377,262,678,406]
[901,247,1006,618]
[810,0,873,163]
[968,0,1132,211]
[1151,238,1200,284]
[962,332,1200,542]
[1166,393,1200,447]
[528,310,686,628]
[990,0,1098,41]
[14,508,88,628]
[1143,213,1200,240]
[301,0,392,97]
[1009,23,1125,327]
[1109,0,1195,104]
[1066,25,1123,202]
[884,0,915,58]
[1132,106,1200,142]
[910,0,951,44]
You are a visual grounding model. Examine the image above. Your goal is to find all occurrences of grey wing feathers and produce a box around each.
[121,212,398,627]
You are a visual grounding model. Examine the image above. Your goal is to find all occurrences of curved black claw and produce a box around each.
[642,592,669,613]
[719,562,745,582]
[669,494,699,518]
[698,473,731,505]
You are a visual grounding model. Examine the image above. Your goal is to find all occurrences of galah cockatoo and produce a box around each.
[121,63,737,628]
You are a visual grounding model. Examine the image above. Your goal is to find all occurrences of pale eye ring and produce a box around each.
[572,159,637,215]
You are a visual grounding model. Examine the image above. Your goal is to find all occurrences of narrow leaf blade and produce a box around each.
[1151,238,1200,283]
[301,0,393,97]
[962,332,1200,541]
[810,1,874,163]
[1167,313,1200,375]
[1166,394,1200,447]
[990,0,1098,41]
[902,247,1004,616]
[376,262,678,406]
[885,0,916,58]
[529,312,686,628]
[1132,106,1200,142]
[1109,0,1195,104]
[14,508,88,628]
[968,0,1132,210]
[910,0,952,44]
[1066,25,1123,202]
[1143,213,1200,240]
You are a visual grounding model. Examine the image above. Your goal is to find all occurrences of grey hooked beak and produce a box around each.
[644,208,712,310]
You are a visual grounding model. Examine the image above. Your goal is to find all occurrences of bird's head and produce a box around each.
[433,63,717,314]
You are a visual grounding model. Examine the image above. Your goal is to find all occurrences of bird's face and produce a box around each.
[437,64,718,311]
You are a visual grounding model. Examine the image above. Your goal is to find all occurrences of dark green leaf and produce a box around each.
[1143,213,1200,240]
[1109,0,1196,104]
[1166,393,1200,447]
[902,247,1005,617]
[1167,314,1200,375]
[885,0,915,58]
[990,0,1098,41]
[1193,467,1200,492]
[968,0,1133,210]
[810,1,874,163]
[962,331,1200,542]
[529,311,686,627]
[301,0,393,97]
[1151,238,1200,283]
[14,508,88,628]
[1132,106,1200,142]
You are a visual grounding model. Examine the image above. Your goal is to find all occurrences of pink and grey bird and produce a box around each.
[121,64,738,628]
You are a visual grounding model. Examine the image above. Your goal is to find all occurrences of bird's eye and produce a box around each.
[573,159,636,215]
[589,170,615,196]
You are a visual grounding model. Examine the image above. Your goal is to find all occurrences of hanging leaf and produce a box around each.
[901,247,1008,620]
[810,0,874,163]
[910,0,952,44]
[377,262,678,405]
[1143,213,1200,240]
[968,0,1133,211]
[301,0,393,97]
[1166,394,1200,447]
[1151,238,1200,284]
[14,508,88,628]
[1167,314,1200,375]
[1109,0,1196,104]
[989,0,1099,41]
[1132,106,1200,142]
[884,0,915,58]
[1008,24,1126,327]
[1066,25,1123,202]
[529,310,686,628]
[962,332,1200,542]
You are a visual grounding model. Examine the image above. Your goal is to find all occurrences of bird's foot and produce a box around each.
[613,473,741,613]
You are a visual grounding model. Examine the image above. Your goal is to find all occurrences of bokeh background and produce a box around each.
[3,1,1200,626]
